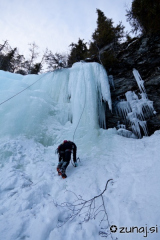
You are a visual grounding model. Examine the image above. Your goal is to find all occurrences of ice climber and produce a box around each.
[56,140,78,178]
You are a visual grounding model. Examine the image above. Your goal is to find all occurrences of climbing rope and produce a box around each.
[0,68,84,167]
[73,62,87,142]
[71,62,87,167]
[0,72,50,107]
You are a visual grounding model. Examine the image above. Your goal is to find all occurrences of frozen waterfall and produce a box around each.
[0,62,111,146]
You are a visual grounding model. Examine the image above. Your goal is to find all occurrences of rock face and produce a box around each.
[104,35,160,136]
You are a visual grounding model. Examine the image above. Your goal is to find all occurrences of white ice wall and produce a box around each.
[0,62,111,145]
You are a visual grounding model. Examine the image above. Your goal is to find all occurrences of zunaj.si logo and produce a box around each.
[110,225,118,233]
[110,225,158,238]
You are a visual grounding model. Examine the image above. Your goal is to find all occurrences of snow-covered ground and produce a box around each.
[0,63,159,240]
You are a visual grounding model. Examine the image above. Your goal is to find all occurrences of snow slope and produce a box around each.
[0,63,160,240]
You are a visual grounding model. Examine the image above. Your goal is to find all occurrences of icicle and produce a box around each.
[115,69,155,138]
[116,89,155,138]
[140,92,154,116]
[127,91,154,118]
[108,75,115,89]
[0,62,112,143]
[133,68,146,94]
[127,112,148,138]
[95,64,112,111]
[116,101,131,119]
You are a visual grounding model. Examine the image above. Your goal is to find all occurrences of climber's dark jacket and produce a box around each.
[57,141,77,163]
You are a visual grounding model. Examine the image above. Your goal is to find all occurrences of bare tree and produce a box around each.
[0,40,8,53]
[45,51,68,71]
[54,179,116,239]
[28,42,39,73]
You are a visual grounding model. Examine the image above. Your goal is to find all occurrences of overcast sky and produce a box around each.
[0,0,132,58]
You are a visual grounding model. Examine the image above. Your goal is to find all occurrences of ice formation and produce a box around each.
[117,128,137,138]
[116,101,131,119]
[117,122,137,138]
[108,75,115,89]
[0,61,160,240]
[116,69,155,138]
[133,68,146,94]
[0,62,111,145]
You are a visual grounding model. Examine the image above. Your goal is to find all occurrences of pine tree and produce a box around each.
[0,48,17,72]
[0,40,8,52]
[68,39,88,66]
[30,63,42,74]
[29,50,47,74]
[92,9,124,49]
[126,0,160,35]
[0,41,45,75]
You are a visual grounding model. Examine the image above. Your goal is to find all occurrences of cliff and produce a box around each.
[104,35,160,136]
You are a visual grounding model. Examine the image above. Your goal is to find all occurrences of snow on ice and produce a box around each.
[0,63,160,240]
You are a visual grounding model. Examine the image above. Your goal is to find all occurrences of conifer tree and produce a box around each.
[68,39,88,66]
[92,9,124,49]
[16,60,30,75]
[30,63,42,74]
[0,40,8,52]
[126,0,160,35]
[29,50,47,74]
[12,54,24,73]
[0,41,45,75]
[0,48,17,72]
